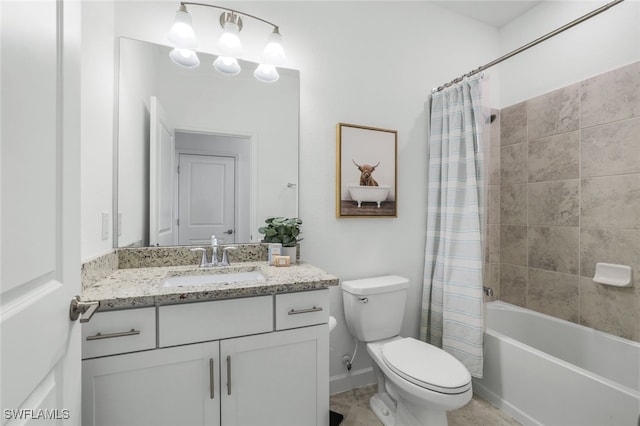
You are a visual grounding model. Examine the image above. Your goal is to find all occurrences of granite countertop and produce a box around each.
[81,261,339,311]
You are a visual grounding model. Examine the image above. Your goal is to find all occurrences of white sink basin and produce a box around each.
[162,270,265,288]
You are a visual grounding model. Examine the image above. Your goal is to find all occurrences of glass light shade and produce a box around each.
[167,10,197,50]
[254,63,279,83]
[213,56,241,76]
[261,31,286,66]
[169,48,200,68]
[216,21,243,58]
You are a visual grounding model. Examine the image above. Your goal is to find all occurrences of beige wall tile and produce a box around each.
[528,84,580,139]
[580,228,640,287]
[528,131,579,182]
[581,117,640,178]
[580,61,640,128]
[500,225,527,266]
[500,184,527,225]
[501,142,528,186]
[528,180,579,226]
[500,264,527,307]
[495,62,640,343]
[487,224,500,264]
[500,102,527,146]
[528,226,578,274]
[581,175,640,229]
[488,185,500,225]
[579,276,640,341]
[528,268,579,323]
[489,145,501,186]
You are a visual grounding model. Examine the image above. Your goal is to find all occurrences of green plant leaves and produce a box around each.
[257,217,302,247]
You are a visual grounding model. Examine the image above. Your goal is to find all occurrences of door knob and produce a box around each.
[69,295,99,323]
[225,229,233,234]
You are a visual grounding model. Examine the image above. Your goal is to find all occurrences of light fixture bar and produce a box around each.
[168,1,285,82]
[180,2,280,32]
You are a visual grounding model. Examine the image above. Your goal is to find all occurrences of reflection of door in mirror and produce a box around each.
[175,131,251,245]
[150,96,176,246]
[177,154,235,245]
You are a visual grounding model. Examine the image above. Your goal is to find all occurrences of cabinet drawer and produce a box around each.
[158,296,273,347]
[275,290,329,331]
[82,307,156,359]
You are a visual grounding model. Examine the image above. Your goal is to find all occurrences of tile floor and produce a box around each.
[329,385,521,426]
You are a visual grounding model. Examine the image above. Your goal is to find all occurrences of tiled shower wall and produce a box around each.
[493,61,640,342]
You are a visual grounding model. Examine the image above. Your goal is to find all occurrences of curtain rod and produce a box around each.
[432,0,625,93]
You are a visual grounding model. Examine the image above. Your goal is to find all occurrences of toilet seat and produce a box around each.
[381,337,471,395]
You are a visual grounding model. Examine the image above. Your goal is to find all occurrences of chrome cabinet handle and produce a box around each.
[209,358,215,399]
[86,329,140,341]
[226,355,232,395]
[288,306,323,315]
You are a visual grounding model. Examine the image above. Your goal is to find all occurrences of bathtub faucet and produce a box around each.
[483,286,494,296]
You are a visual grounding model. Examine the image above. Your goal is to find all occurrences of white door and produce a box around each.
[178,154,236,245]
[1,0,82,423]
[220,326,329,426]
[149,96,176,246]
[82,342,220,426]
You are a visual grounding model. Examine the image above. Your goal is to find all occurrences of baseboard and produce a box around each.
[330,367,375,395]
[472,379,539,426]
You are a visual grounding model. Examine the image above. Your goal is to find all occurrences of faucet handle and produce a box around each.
[190,247,209,267]
[220,246,238,266]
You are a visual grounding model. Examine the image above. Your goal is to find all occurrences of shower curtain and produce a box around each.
[421,76,487,378]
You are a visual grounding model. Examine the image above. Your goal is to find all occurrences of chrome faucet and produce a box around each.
[220,246,237,266]
[190,247,211,268]
[210,235,219,266]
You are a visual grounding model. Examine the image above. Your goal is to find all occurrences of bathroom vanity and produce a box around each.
[80,254,338,426]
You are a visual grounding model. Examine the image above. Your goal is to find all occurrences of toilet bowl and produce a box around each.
[342,276,472,426]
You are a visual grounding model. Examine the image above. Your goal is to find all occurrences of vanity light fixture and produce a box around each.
[167,2,286,82]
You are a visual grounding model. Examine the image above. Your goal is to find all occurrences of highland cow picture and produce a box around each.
[336,123,397,218]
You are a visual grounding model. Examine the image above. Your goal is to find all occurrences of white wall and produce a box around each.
[498,0,640,107]
[256,2,499,390]
[81,1,114,260]
[81,0,500,391]
[117,38,157,247]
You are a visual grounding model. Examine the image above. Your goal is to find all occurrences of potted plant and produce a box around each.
[258,217,303,262]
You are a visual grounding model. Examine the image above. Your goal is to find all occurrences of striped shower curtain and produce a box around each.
[421,76,486,378]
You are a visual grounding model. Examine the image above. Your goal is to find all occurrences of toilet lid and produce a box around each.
[381,337,471,394]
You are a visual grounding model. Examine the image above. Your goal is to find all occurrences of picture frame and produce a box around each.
[336,123,398,218]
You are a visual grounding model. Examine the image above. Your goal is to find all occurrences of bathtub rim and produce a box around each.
[485,300,640,348]
[483,300,640,398]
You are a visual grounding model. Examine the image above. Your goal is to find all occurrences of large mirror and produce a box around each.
[115,38,299,248]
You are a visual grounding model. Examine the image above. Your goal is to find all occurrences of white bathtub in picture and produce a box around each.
[474,301,640,426]
[347,185,390,208]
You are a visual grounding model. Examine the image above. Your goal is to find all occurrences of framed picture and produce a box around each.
[336,123,398,218]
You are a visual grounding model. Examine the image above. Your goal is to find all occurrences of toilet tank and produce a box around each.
[342,275,409,342]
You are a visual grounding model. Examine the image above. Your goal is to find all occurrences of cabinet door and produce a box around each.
[220,325,329,426]
[82,342,220,426]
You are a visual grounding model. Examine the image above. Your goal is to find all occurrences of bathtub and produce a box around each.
[474,301,640,426]
[347,185,390,207]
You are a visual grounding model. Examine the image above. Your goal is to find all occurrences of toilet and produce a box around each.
[342,275,472,426]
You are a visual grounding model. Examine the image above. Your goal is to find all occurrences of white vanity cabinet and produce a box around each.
[82,342,220,426]
[82,289,329,426]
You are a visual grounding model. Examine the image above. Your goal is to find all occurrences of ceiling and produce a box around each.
[433,1,543,28]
